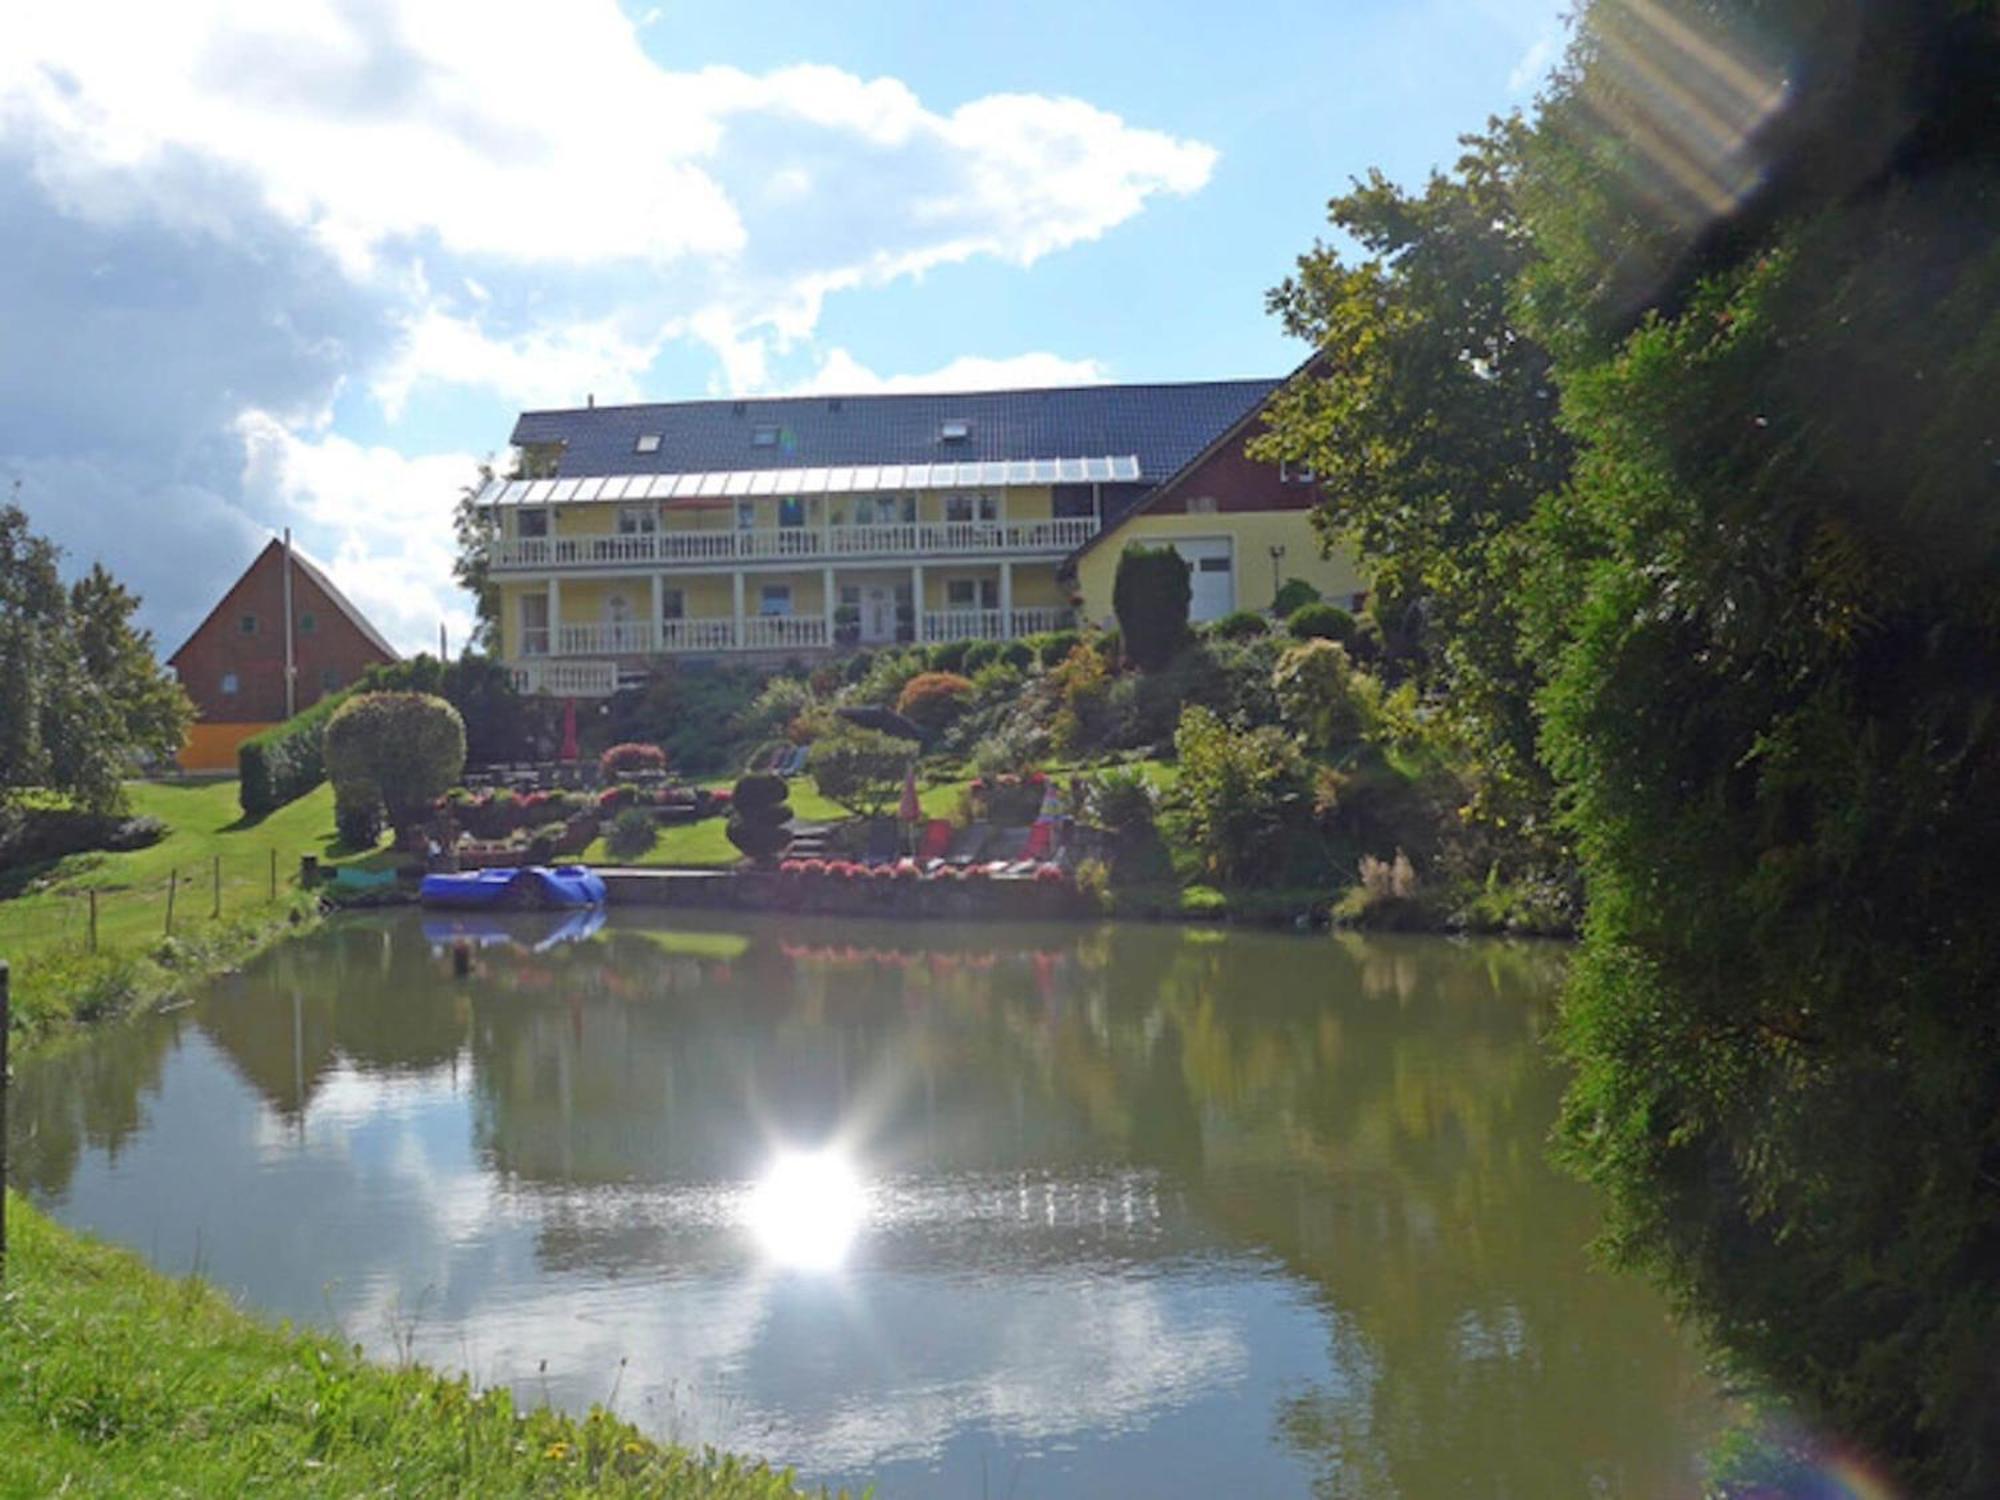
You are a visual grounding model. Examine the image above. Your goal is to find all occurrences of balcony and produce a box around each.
[493,517,1099,572]
[516,607,1075,670]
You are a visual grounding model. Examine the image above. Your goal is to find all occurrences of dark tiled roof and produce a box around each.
[511,379,1283,481]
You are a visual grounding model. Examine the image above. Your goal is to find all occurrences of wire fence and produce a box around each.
[0,849,306,959]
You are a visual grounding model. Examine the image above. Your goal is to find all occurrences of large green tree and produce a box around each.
[1252,121,1570,840]
[1517,1,2000,1490]
[0,505,191,811]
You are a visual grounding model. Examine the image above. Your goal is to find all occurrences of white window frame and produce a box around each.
[634,434,662,454]
[944,491,997,523]
[220,671,240,696]
[758,583,793,617]
[946,576,999,610]
[660,587,685,621]
[516,507,549,539]
[1279,459,1317,485]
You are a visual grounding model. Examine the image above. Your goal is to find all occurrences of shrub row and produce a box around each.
[239,689,353,817]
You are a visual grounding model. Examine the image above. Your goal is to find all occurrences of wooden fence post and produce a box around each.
[164,869,179,937]
[269,848,278,902]
[88,888,98,953]
[212,855,222,919]
[2,959,10,1280]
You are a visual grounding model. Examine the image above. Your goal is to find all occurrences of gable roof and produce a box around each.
[510,379,1283,482]
[168,538,399,666]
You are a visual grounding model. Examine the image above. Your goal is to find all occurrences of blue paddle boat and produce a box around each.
[419,864,607,911]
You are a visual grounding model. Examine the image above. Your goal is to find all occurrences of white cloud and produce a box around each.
[371,307,674,419]
[1508,29,1563,94]
[235,410,479,656]
[791,349,1110,396]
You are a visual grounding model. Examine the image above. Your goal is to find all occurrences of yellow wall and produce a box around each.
[178,721,274,772]
[1071,510,1366,626]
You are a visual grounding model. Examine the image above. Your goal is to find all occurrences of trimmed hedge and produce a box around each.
[1287,602,1359,645]
[238,689,353,817]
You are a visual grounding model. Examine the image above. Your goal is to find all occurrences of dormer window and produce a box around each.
[939,419,971,443]
[634,434,661,454]
[752,425,779,447]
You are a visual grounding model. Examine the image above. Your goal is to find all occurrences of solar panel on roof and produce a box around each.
[697,472,728,498]
[1113,456,1141,480]
[799,467,829,493]
[525,480,558,503]
[574,477,608,501]
[748,470,780,496]
[1057,458,1085,482]
[550,478,581,501]
[723,472,753,497]
[1032,459,1059,483]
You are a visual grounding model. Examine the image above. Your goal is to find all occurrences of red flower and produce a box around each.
[799,858,828,877]
[1033,862,1067,884]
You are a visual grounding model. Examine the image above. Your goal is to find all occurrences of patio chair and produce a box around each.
[862,819,900,865]
[943,823,992,867]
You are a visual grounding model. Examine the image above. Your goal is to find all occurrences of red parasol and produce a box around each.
[898,763,921,823]
[560,697,580,762]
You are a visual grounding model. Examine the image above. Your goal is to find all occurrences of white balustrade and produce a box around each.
[740,615,830,651]
[659,617,739,652]
[493,516,1099,570]
[511,659,619,697]
[555,620,657,655]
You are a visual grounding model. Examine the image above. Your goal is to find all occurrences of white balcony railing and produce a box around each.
[493,517,1098,571]
[740,615,829,651]
[660,617,739,653]
[920,607,1073,643]
[555,619,657,655]
[511,658,619,696]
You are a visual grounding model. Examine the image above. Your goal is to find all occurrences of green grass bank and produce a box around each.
[0,1195,831,1498]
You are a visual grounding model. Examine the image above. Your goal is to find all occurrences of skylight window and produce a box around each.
[634,434,662,454]
[939,419,971,443]
[752,425,780,447]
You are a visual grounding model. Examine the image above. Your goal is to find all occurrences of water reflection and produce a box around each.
[8,912,1716,1498]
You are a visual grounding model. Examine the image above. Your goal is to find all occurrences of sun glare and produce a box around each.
[744,1148,868,1272]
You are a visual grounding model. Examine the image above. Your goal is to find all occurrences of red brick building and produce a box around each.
[168,538,398,769]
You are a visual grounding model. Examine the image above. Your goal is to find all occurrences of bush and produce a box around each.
[725,771,792,863]
[1273,639,1377,751]
[1034,630,1081,668]
[895,671,974,734]
[808,724,909,817]
[0,807,166,868]
[1273,578,1322,616]
[1112,545,1192,670]
[1208,610,1269,640]
[741,677,815,739]
[333,791,383,851]
[1048,643,1112,757]
[961,640,1002,674]
[927,640,971,674]
[1287,602,1358,645]
[851,649,927,709]
[997,639,1034,671]
[1173,704,1314,887]
[1086,766,1158,835]
[599,742,667,781]
[969,662,1023,704]
[238,689,351,817]
[323,693,467,842]
[605,806,659,859]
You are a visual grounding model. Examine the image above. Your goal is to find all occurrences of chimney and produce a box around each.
[586,392,595,408]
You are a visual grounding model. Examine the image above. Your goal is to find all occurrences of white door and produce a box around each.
[861,585,897,643]
[1170,538,1235,622]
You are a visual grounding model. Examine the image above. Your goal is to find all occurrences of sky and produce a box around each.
[0,0,1570,657]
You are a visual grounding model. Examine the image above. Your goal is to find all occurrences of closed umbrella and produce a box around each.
[559,698,580,762]
[899,764,922,824]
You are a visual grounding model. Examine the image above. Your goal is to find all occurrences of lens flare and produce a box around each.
[744,1148,867,1271]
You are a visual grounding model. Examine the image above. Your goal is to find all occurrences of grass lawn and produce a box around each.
[0,779,383,1041]
[0,1194,830,1499]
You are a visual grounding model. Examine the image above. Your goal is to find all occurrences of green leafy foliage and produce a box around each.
[238,690,351,817]
[322,693,467,842]
[1111,545,1192,670]
[724,771,792,862]
[894,671,974,733]
[357,653,551,767]
[605,807,659,860]
[1171,705,1314,887]
[1272,639,1376,752]
[1285,602,1356,644]
[1272,578,1322,616]
[808,724,909,818]
[0,511,192,812]
[1207,610,1269,640]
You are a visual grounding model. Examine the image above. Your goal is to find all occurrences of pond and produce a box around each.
[9,911,1719,1497]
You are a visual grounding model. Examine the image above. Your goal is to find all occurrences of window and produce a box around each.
[1198,555,1232,573]
[752,425,779,447]
[634,434,662,454]
[661,588,685,621]
[517,508,548,539]
[1280,460,1317,485]
[298,611,317,634]
[736,500,756,530]
[840,585,861,607]
[1186,495,1218,515]
[759,584,792,617]
[939,419,970,443]
[947,577,999,609]
[944,492,997,523]
[617,505,657,535]
[220,672,240,696]
[239,613,257,635]
[320,668,340,693]
[778,497,805,528]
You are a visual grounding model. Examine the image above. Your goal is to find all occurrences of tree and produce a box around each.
[807,724,908,818]
[0,503,192,812]
[1517,2,2000,1491]
[1171,705,1312,887]
[725,771,792,862]
[1111,544,1192,670]
[323,692,466,843]
[452,461,502,652]
[1252,121,1569,840]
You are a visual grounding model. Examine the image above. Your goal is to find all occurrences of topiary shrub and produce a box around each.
[808,724,909,817]
[599,742,667,781]
[1287,602,1358,645]
[1112,544,1192,670]
[927,640,972,674]
[1272,578,1322,616]
[323,693,467,844]
[895,672,975,734]
[1034,630,1081,668]
[1208,609,1269,640]
[997,639,1035,671]
[238,689,352,816]
[961,640,1002,674]
[725,771,792,863]
[332,791,383,852]
[605,806,659,859]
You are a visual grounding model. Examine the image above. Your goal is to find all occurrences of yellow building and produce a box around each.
[481,379,1362,695]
